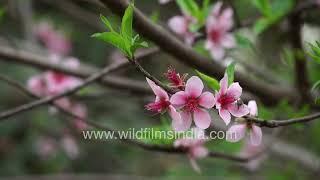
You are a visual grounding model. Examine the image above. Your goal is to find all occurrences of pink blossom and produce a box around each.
[35,136,58,159]
[168,15,196,45]
[170,76,215,130]
[215,74,249,125]
[164,66,187,90]
[239,140,266,171]
[27,74,47,96]
[205,2,235,60]
[226,100,262,146]
[145,78,183,131]
[35,22,72,56]
[71,103,89,131]
[61,135,79,159]
[174,128,208,173]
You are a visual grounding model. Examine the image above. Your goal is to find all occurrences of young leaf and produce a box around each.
[121,3,134,40]
[92,32,128,55]
[312,80,320,92]
[226,62,235,85]
[252,0,272,17]
[195,70,220,91]
[308,42,320,64]
[100,14,114,32]
[176,0,200,18]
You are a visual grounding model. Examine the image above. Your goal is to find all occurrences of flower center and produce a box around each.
[209,29,222,43]
[218,93,235,108]
[52,72,67,84]
[145,99,170,113]
[185,97,199,112]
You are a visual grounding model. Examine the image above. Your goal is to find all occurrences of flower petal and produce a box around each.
[170,91,187,106]
[168,105,186,132]
[190,146,208,159]
[185,76,204,98]
[189,157,201,173]
[249,125,262,146]
[198,92,215,109]
[176,111,192,131]
[221,33,235,48]
[168,16,187,35]
[226,124,247,142]
[248,100,258,116]
[211,1,223,17]
[219,74,228,95]
[228,103,249,117]
[146,78,169,100]
[193,108,211,129]
[227,82,242,100]
[209,45,225,60]
[219,108,231,125]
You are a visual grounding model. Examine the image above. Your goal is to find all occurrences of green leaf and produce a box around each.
[235,33,254,49]
[312,80,320,92]
[92,32,128,55]
[252,0,272,17]
[253,17,274,34]
[226,62,236,85]
[308,42,320,64]
[121,3,134,41]
[196,70,220,91]
[100,14,114,32]
[176,0,200,18]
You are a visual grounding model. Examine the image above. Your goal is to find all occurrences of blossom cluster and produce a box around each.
[167,1,235,60]
[145,67,263,171]
[28,22,89,159]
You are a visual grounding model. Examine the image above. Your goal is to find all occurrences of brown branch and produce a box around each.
[289,3,311,103]
[243,112,320,128]
[0,45,155,94]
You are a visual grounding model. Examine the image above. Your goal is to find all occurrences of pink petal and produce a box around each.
[221,33,235,48]
[185,76,204,98]
[249,125,262,146]
[168,105,186,132]
[191,146,208,159]
[198,92,215,109]
[193,108,211,129]
[219,108,231,125]
[209,45,225,60]
[219,74,228,95]
[146,78,169,100]
[227,82,242,100]
[248,100,258,116]
[168,16,187,35]
[226,124,247,142]
[178,111,192,131]
[63,57,80,70]
[212,1,223,17]
[220,8,234,30]
[228,103,249,117]
[159,0,171,4]
[170,91,187,106]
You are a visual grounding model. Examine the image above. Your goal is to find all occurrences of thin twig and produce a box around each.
[243,112,320,128]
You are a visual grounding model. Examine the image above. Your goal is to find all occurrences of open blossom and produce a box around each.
[145,78,183,131]
[170,76,215,130]
[35,22,72,56]
[174,128,208,173]
[226,100,263,146]
[164,67,187,90]
[205,2,235,60]
[168,15,196,44]
[215,74,249,125]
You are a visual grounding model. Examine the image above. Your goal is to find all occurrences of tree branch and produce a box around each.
[0,45,155,94]
[243,112,320,128]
